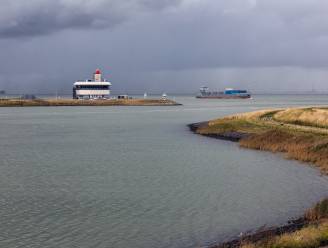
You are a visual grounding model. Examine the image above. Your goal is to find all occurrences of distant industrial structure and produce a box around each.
[73,69,111,99]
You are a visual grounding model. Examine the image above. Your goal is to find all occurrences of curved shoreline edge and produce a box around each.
[188,122,248,142]
[188,107,328,248]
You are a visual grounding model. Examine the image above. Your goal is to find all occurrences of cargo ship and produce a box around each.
[196,87,251,99]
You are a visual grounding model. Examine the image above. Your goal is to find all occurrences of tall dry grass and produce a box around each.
[239,129,328,174]
[241,221,328,248]
[241,199,328,248]
[305,199,328,221]
[274,108,328,128]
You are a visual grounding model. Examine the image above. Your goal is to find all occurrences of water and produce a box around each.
[0,95,327,248]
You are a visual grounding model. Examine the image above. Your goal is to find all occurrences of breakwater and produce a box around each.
[0,98,182,107]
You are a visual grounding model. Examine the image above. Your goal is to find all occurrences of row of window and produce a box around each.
[77,95,108,98]
[74,85,109,90]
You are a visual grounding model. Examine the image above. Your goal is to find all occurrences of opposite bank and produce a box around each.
[0,98,182,107]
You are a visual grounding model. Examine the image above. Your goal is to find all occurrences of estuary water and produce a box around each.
[0,95,327,248]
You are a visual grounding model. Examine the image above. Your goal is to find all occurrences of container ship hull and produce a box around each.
[196,87,251,99]
[196,94,251,99]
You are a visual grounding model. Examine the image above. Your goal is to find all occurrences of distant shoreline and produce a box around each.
[0,98,182,107]
[189,107,328,248]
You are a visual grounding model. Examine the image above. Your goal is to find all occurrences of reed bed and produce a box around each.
[239,129,328,174]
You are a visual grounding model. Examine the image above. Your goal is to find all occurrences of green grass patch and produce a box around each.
[198,119,267,135]
[259,110,281,119]
[276,119,328,129]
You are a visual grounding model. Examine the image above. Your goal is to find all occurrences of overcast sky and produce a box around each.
[1,0,328,94]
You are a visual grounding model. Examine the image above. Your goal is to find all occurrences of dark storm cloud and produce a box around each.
[89,0,328,70]
[1,0,328,93]
[0,0,182,38]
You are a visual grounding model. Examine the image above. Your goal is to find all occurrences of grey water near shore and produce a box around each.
[0,95,328,248]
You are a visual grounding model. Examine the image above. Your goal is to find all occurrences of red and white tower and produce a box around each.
[94,68,102,82]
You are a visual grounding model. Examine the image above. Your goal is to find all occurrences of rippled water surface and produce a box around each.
[0,95,328,248]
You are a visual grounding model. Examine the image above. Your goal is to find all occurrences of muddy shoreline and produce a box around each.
[188,122,249,142]
[210,217,312,248]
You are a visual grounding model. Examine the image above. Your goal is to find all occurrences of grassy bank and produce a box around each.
[195,107,328,174]
[190,107,328,248]
[0,98,181,107]
[242,199,328,248]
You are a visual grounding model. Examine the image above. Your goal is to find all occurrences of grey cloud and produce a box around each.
[128,0,328,69]
[0,0,182,38]
[1,0,328,93]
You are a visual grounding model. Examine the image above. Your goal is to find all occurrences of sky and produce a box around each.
[1,0,328,94]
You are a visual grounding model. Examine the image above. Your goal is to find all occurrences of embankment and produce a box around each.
[189,107,328,248]
[189,107,328,174]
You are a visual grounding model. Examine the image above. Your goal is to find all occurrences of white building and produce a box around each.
[73,69,111,99]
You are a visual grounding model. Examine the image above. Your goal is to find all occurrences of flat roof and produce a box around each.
[74,81,111,86]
